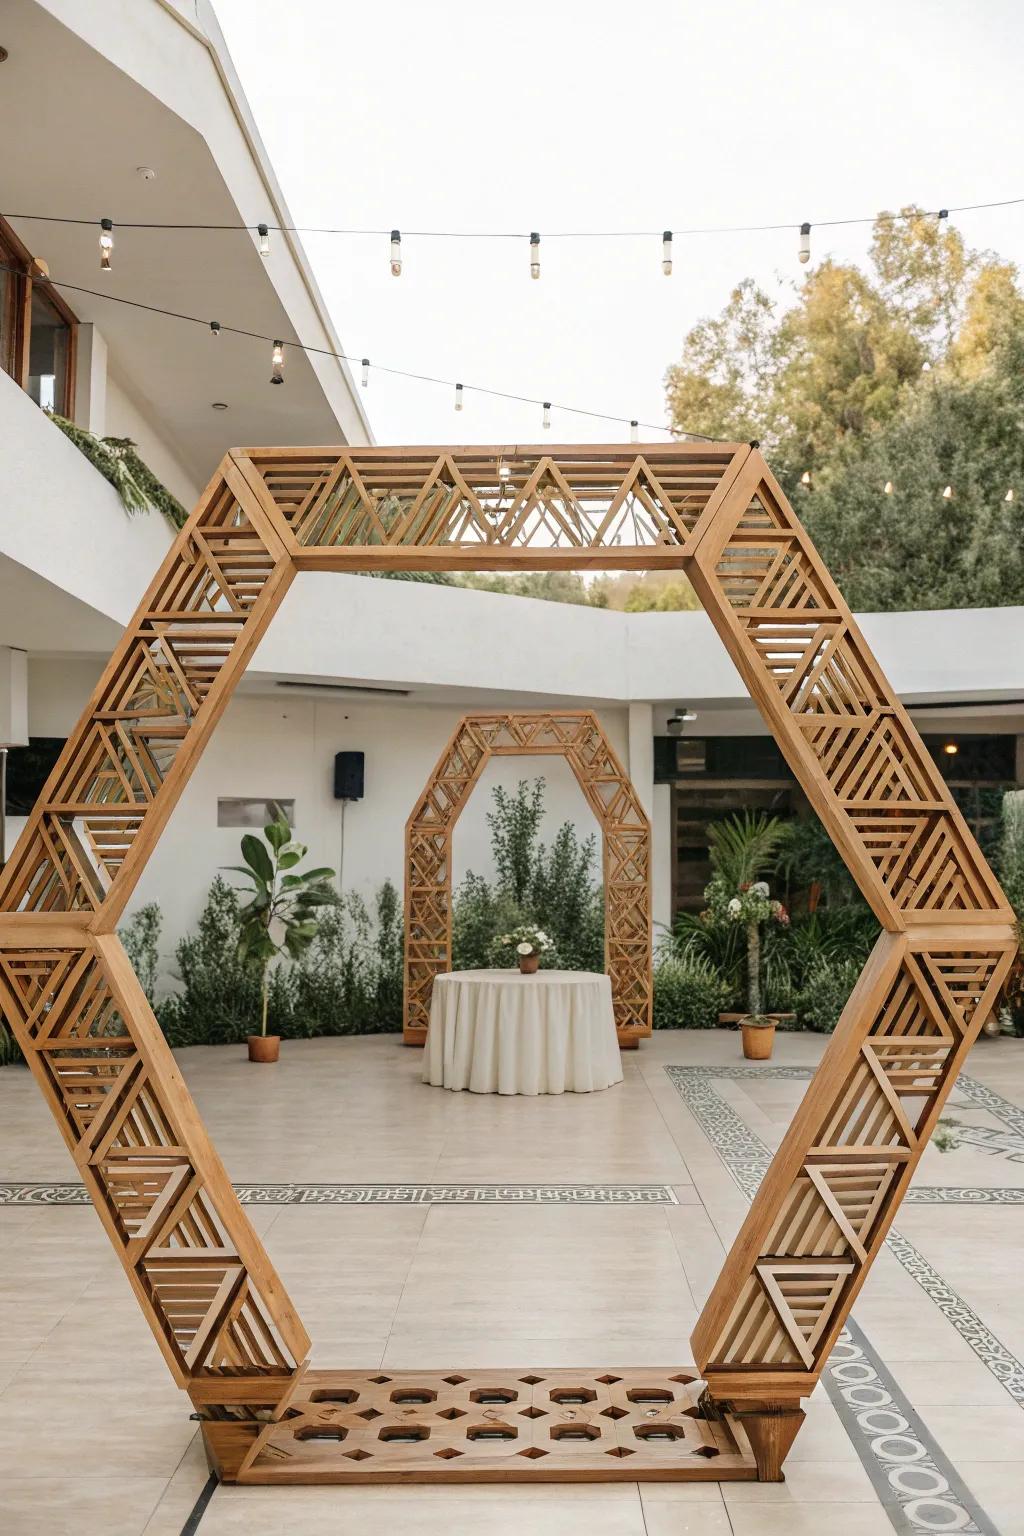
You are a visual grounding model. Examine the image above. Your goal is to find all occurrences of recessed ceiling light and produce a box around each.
[136,165,156,180]
[0,47,8,64]
[211,401,228,410]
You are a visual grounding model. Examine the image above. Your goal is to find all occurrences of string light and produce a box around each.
[390,229,402,276]
[497,460,511,481]
[455,382,464,412]
[542,400,551,429]
[630,419,639,443]
[800,470,812,487]
[209,320,221,338]
[922,360,932,372]
[1005,487,1016,502]
[938,208,949,236]
[257,223,270,258]
[530,231,541,280]
[942,484,954,501]
[270,339,284,385]
[883,480,894,495]
[662,231,672,275]
[798,221,811,265]
[98,218,113,272]
[361,358,370,387]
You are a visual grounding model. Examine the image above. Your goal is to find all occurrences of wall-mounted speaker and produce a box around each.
[333,750,365,801]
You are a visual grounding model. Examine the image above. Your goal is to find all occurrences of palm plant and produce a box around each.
[225,813,335,1038]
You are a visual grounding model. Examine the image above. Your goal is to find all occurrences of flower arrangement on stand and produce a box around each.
[489,925,556,974]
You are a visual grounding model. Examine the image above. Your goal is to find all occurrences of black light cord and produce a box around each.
[0,262,701,439]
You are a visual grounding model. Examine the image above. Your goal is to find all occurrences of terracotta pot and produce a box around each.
[248,1034,280,1063]
[518,953,540,975]
[741,1020,775,1061]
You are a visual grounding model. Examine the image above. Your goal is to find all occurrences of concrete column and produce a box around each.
[652,783,673,932]
[627,702,654,820]
[0,647,28,746]
[74,324,107,435]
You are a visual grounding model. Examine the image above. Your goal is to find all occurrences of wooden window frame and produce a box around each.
[0,214,77,418]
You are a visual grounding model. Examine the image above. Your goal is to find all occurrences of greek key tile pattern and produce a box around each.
[666,1063,1017,1536]
[0,1181,678,1208]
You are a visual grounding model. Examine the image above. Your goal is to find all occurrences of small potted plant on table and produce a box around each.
[490,925,555,974]
[225,810,335,1062]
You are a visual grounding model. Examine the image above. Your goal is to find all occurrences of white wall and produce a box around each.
[105,371,200,511]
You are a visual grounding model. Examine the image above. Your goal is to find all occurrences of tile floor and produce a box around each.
[1,1028,1022,1535]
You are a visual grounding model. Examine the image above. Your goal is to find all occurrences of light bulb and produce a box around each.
[942,741,958,756]
[630,419,639,444]
[922,360,932,372]
[883,480,894,495]
[798,221,811,265]
[938,207,950,236]
[497,460,511,482]
[270,340,284,385]
[257,223,270,258]
[1005,487,1015,503]
[800,470,812,487]
[530,231,541,280]
[542,401,551,430]
[942,484,954,501]
[361,358,369,387]
[662,230,672,276]
[455,382,464,412]
[99,218,113,272]
[209,320,221,338]
[390,229,402,276]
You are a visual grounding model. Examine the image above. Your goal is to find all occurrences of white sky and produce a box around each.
[213,0,1024,447]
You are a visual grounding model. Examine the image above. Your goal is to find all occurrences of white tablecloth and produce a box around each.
[423,969,623,1095]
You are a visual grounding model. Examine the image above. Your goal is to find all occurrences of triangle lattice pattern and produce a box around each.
[403,712,652,1040]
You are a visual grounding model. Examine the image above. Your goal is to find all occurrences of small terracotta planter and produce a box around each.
[248,1034,280,1063]
[741,1020,775,1061]
[518,953,540,975]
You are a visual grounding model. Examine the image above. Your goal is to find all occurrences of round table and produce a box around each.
[422,969,623,1095]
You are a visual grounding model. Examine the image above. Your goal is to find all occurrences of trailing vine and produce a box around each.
[46,413,187,530]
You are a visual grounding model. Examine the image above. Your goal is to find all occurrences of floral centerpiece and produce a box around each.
[489,924,556,974]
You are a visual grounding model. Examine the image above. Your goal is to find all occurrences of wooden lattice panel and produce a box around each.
[0,441,1015,1486]
[403,711,652,1044]
[203,1368,756,1483]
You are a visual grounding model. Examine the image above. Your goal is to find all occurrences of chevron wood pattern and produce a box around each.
[0,442,1015,1487]
[403,711,652,1045]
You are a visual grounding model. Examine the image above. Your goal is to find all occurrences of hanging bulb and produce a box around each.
[798,221,811,265]
[938,208,950,237]
[942,484,954,501]
[270,340,284,385]
[883,480,894,495]
[662,230,673,276]
[497,459,511,482]
[1005,487,1015,503]
[361,358,370,387]
[800,470,812,488]
[209,321,221,338]
[390,229,402,276]
[921,360,932,372]
[542,400,551,430]
[455,382,464,412]
[530,231,541,280]
[257,223,270,258]
[99,218,113,272]
[630,419,639,443]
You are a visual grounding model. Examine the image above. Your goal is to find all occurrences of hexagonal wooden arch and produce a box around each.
[0,443,1015,1488]
[404,710,652,1045]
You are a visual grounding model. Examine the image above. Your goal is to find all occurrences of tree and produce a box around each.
[665,279,781,444]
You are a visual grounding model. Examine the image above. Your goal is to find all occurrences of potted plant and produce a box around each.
[489,925,555,974]
[723,880,789,1059]
[225,811,334,1062]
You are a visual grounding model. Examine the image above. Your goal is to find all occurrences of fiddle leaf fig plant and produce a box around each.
[224,812,335,1038]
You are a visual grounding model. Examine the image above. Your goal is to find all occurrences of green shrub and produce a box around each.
[652,955,733,1030]
[288,883,404,1035]
[793,957,864,1034]
[158,878,280,1046]
[0,1023,23,1066]
[119,903,162,1004]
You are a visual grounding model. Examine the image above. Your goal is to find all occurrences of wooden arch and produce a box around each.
[403,710,652,1044]
[0,444,1015,1487]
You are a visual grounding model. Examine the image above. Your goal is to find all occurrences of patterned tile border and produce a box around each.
[907,1186,1024,1203]
[0,1181,678,1207]
[666,1063,1015,1536]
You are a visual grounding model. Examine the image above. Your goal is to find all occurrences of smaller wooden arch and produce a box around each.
[403,711,652,1045]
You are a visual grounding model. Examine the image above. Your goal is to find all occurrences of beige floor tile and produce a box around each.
[722,1457,879,1502]
[0,1477,167,1536]
[726,1506,895,1536]
[641,1501,733,1534]
[200,1487,648,1535]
